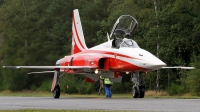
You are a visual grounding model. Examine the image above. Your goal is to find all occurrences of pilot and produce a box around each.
[115,38,122,49]
[104,77,113,98]
[124,33,130,38]
[112,36,116,48]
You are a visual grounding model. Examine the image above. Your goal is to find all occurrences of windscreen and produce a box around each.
[120,39,139,48]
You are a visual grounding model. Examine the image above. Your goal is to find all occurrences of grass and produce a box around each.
[0,90,200,99]
[0,90,52,97]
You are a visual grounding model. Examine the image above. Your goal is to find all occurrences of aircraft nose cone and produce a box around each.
[132,48,166,70]
[141,57,166,70]
[148,58,166,70]
[152,59,166,69]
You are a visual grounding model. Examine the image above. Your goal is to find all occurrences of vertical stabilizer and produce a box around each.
[71,9,88,54]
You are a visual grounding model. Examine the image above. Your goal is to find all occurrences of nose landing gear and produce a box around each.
[131,72,145,98]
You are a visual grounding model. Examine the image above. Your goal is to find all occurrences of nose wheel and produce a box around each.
[131,72,145,98]
[133,86,139,98]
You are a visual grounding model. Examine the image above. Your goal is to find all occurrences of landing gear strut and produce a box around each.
[131,72,145,98]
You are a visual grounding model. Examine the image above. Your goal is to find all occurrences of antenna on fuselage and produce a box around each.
[107,32,110,41]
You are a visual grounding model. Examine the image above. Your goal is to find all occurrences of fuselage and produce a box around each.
[57,38,166,74]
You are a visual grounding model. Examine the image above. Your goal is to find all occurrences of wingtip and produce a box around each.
[2,66,19,69]
[162,66,195,69]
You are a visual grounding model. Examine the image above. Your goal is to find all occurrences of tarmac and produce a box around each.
[0,96,199,111]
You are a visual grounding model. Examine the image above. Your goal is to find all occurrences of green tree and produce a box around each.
[81,0,111,47]
[0,0,74,90]
[186,55,200,96]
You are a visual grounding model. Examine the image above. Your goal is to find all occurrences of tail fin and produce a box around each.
[71,9,88,54]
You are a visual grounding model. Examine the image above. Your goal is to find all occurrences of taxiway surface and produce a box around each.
[0,96,199,111]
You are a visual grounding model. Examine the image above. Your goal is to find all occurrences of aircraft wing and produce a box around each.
[2,66,97,69]
[161,66,195,69]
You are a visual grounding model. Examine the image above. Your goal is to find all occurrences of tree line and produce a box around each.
[0,0,199,95]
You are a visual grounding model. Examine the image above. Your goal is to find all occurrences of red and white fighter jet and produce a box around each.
[3,9,194,98]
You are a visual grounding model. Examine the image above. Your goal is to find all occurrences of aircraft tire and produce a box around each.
[138,91,145,98]
[53,85,60,99]
[133,86,139,98]
[138,85,145,98]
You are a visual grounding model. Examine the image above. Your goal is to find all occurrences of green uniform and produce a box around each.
[104,78,113,85]
[104,77,113,98]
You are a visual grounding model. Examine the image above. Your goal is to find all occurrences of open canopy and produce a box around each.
[110,15,138,39]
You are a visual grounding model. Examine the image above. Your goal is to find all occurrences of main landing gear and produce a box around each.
[51,69,61,98]
[131,72,145,98]
[53,85,60,98]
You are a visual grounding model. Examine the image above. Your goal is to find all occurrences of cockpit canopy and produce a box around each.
[110,15,139,49]
[110,15,138,39]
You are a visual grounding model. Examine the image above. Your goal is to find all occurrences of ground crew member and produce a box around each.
[104,77,113,98]
[98,75,104,95]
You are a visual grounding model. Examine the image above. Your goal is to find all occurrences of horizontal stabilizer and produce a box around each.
[27,71,55,74]
[27,69,68,74]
